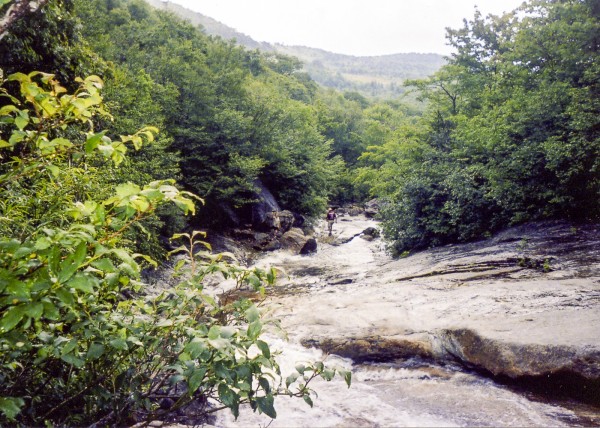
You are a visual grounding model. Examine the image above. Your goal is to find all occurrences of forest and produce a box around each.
[0,0,598,425]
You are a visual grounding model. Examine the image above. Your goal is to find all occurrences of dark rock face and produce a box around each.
[278,210,295,233]
[261,240,282,252]
[250,180,281,228]
[218,203,242,227]
[300,238,318,255]
[205,232,247,262]
[293,213,305,228]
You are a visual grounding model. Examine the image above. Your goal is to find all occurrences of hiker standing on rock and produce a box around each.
[326,207,337,236]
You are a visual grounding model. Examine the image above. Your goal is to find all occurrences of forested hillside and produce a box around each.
[0,0,598,425]
[356,0,600,254]
[144,0,446,99]
[0,0,356,424]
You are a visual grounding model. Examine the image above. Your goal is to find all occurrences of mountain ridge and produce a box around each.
[144,0,446,98]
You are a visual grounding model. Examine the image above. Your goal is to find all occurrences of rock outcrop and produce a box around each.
[261,219,600,405]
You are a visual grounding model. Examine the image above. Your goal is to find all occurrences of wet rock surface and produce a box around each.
[255,217,600,408]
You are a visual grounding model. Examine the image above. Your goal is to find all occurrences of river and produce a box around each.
[213,215,599,427]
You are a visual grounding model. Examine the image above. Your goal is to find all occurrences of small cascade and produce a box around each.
[211,215,600,426]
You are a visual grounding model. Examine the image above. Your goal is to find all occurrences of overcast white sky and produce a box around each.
[166,0,524,56]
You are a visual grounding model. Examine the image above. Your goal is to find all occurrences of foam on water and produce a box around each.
[215,336,573,427]
[212,215,583,427]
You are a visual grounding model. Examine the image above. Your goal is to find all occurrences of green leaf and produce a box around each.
[34,237,52,251]
[46,164,61,178]
[245,273,262,289]
[187,368,207,394]
[258,377,271,394]
[115,182,141,198]
[256,340,270,359]
[247,320,262,339]
[0,397,25,421]
[58,242,87,283]
[218,383,238,407]
[110,338,128,351]
[42,300,59,320]
[91,258,116,273]
[67,273,98,293]
[208,325,221,340]
[133,253,158,269]
[156,319,174,327]
[85,131,106,153]
[14,114,28,131]
[245,305,260,323]
[266,268,277,285]
[0,104,18,115]
[343,369,352,387]
[24,302,44,320]
[208,338,230,351]
[55,287,74,306]
[185,339,208,359]
[0,305,25,332]
[61,338,78,355]
[219,326,236,339]
[256,395,277,418]
[303,394,313,408]
[87,343,105,360]
[127,335,143,347]
[50,137,72,148]
[13,246,33,259]
[61,353,85,368]
[322,368,335,381]
[285,372,299,388]
[8,130,25,145]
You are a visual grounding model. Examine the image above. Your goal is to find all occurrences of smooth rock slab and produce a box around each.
[260,219,600,403]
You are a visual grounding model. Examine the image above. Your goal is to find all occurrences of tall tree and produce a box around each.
[359,0,599,254]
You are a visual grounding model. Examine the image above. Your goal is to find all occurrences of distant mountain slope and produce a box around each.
[144,0,445,98]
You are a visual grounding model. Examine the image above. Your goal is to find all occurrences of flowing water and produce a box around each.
[212,216,598,427]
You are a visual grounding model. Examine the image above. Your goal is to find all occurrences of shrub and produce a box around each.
[0,72,349,426]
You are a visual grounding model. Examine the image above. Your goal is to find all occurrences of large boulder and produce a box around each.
[364,199,380,218]
[280,228,308,253]
[362,226,380,238]
[278,210,295,233]
[300,238,318,255]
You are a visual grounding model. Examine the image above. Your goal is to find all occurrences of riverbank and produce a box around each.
[232,215,600,425]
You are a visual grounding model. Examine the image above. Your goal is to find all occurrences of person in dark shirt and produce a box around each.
[326,207,337,235]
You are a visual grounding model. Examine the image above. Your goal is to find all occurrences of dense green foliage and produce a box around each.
[0,0,597,422]
[73,0,341,226]
[357,0,599,254]
[0,72,349,425]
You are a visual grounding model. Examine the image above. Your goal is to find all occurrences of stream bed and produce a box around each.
[213,216,600,427]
